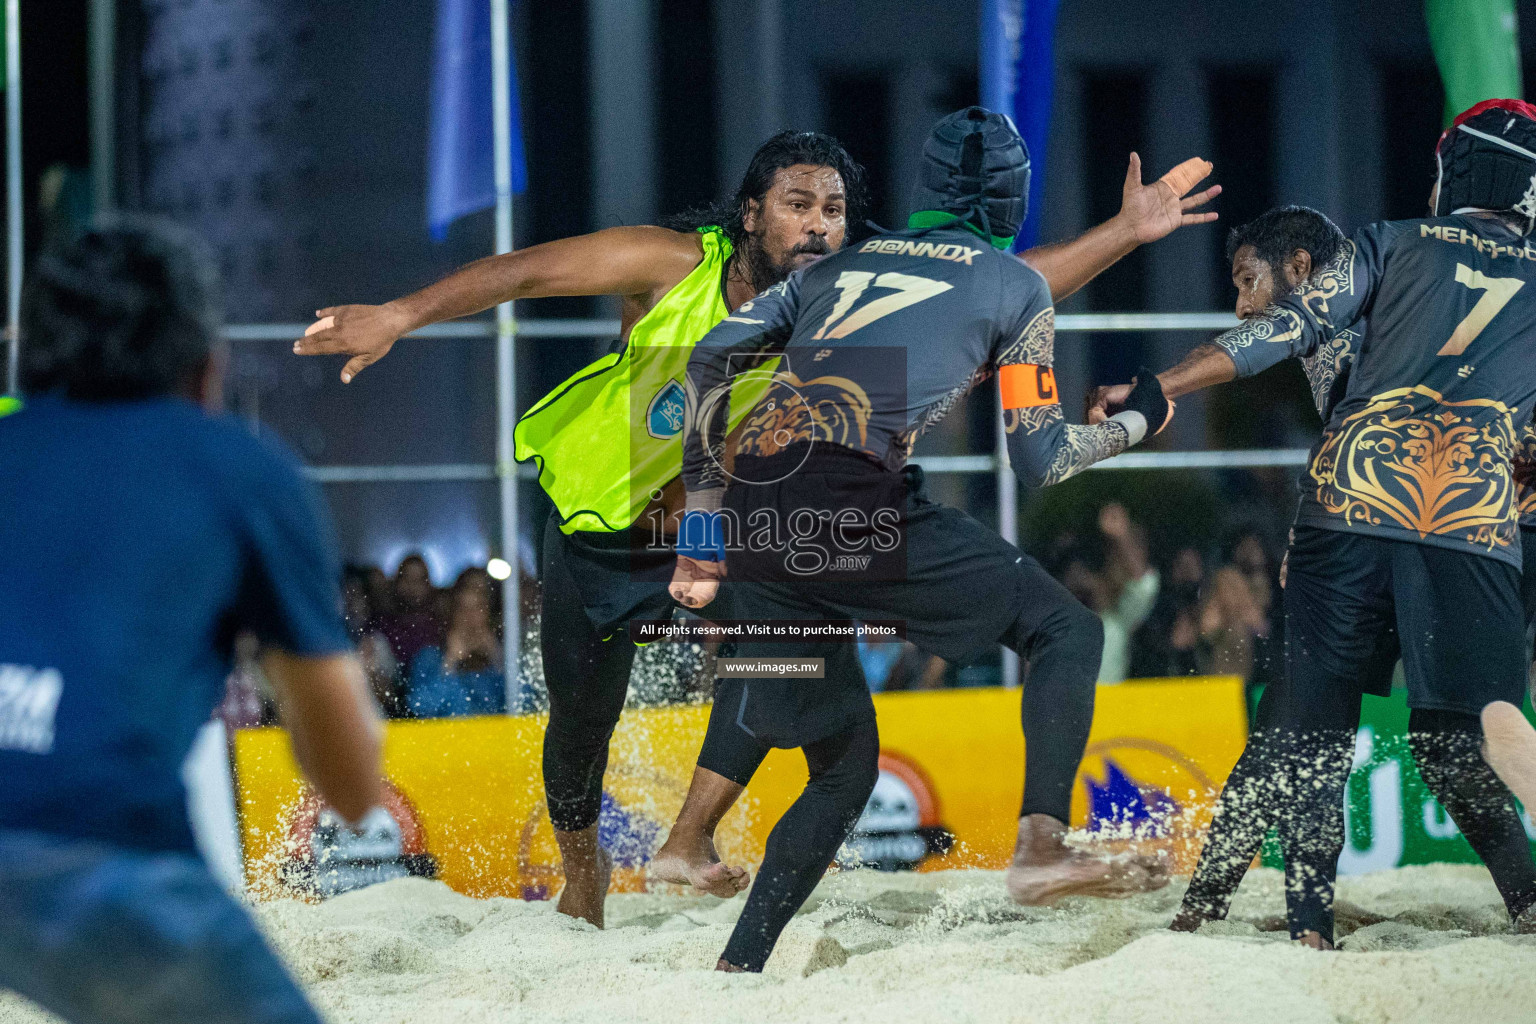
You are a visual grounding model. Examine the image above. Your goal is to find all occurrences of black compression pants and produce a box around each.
[1277,707,1536,940]
[1183,529,1534,941]
[705,709,881,972]
[695,596,1102,972]
[539,526,639,833]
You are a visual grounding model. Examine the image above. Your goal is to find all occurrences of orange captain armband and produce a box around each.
[999,363,1058,409]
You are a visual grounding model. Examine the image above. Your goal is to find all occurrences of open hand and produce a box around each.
[1119,153,1220,246]
[669,555,724,609]
[292,304,414,383]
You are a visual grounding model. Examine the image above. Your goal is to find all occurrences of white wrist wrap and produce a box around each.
[1109,410,1148,446]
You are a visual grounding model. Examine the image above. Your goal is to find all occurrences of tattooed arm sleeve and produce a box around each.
[1214,223,1396,378]
[997,304,1132,489]
[681,274,802,507]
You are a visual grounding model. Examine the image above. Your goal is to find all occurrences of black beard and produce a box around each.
[739,232,831,292]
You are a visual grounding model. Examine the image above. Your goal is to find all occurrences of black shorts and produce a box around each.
[1282,525,1525,719]
[541,513,675,638]
[710,446,1071,747]
[1520,524,1536,631]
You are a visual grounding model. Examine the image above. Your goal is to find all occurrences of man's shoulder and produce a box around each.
[169,408,312,500]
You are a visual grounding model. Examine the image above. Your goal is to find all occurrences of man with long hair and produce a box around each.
[297,129,1219,929]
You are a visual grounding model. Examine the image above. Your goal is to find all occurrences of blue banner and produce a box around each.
[980,0,1059,249]
[427,0,528,241]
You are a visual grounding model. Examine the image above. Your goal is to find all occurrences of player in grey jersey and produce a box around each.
[1094,99,1536,947]
[661,107,1175,972]
[1171,206,1536,936]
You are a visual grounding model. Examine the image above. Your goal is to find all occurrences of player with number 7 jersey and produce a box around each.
[1090,99,1536,948]
[1216,209,1536,561]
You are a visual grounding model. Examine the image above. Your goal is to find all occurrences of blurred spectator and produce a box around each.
[1131,547,1204,678]
[1094,504,1160,683]
[858,638,947,692]
[1197,562,1270,680]
[363,565,394,617]
[406,568,507,717]
[343,566,404,717]
[1226,529,1284,689]
[1060,505,1161,684]
[376,554,444,670]
[217,632,277,728]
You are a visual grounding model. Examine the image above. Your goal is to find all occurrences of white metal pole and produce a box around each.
[5,0,22,397]
[489,0,520,711]
[88,0,115,215]
[996,409,1020,687]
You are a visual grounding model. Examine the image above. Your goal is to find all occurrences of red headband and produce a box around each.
[1438,98,1536,151]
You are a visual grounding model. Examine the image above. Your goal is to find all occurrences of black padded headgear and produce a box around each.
[911,106,1030,244]
[1434,99,1536,232]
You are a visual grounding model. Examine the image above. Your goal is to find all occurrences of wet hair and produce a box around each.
[20,216,222,401]
[659,130,868,250]
[1224,205,1345,279]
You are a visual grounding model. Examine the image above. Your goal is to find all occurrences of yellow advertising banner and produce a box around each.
[233,676,1247,900]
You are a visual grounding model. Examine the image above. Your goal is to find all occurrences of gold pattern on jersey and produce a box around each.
[1001,403,1129,485]
[996,306,1055,368]
[1215,304,1304,360]
[1300,330,1356,419]
[1310,386,1517,551]
[1514,422,1536,523]
[1294,242,1357,324]
[736,372,874,457]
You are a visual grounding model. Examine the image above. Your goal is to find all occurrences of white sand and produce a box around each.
[4,865,1536,1024]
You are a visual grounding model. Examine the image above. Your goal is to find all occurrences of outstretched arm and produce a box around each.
[999,308,1170,489]
[1085,226,1393,421]
[1085,342,1239,423]
[1021,153,1220,302]
[293,226,703,382]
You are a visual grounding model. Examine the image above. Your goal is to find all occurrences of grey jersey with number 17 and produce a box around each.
[679,225,1132,504]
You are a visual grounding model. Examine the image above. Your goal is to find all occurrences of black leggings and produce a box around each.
[1177,683,1287,923]
[704,708,881,973]
[694,597,1101,972]
[1004,597,1103,823]
[538,529,640,833]
[1181,699,1536,939]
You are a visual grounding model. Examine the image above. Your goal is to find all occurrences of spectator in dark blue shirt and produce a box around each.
[0,218,383,1024]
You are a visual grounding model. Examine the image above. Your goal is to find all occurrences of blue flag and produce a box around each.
[427,0,528,241]
[980,0,1059,250]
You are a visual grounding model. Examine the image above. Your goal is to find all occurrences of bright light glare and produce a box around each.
[486,558,512,581]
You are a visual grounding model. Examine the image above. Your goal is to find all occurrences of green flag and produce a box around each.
[1427,0,1523,125]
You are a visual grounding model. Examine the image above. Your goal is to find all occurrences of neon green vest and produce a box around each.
[514,227,773,534]
[0,397,20,418]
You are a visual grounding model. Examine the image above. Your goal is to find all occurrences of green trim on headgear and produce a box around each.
[907,210,1015,250]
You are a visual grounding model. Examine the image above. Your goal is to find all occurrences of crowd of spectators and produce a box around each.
[857,502,1286,700]
[221,506,1291,725]
[222,553,538,726]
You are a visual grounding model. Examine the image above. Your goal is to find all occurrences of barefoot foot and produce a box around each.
[1295,929,1335,950]
[1168,906,1210,932]
[651,832,749,898]
[715,958,750,973]
[554,825,613,929]
[1005,814,1169,906]
[1514,902,1536,934]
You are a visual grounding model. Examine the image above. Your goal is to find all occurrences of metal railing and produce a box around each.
[231,310,1264,695]
[233,311,1257,484]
